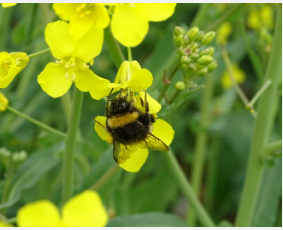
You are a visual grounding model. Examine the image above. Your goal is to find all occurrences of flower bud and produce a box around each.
[197,55,213,65]
[190,53,199,60]
[174,35,183,48]
[207,47,215,56]
[196,67,208,76]
[175,81,185,91]
[174,26,185,36]
[0,92,8,111]
[188,63,197,71]
[178,48,185,57]
[191,43,199,50]
[195,31,204,42]
[207,61,218,72]
[180,56,190,64]
[186,27,199,41]
[183,35,189,46]
[199,50,207,56]
[193,48,199,53]
[201,32,216,45]
[181,64,189,71]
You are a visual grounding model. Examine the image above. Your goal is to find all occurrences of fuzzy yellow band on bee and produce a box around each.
[107,111,140,128]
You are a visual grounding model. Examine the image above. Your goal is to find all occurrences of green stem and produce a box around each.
[264,140,282,156]
[247,79,272,109]
[105,26,125,69]
[38,3,51,27]
[62,87,84,203]
[127,47,132,62]
[204,4,242,32]
[1,155,13,204]
[0,6,13,51]
[235,4,282,227]
[188,73,214,225]
[163,149,215,227]
[90,164,119,191]
[6,106,66,138]
[60,91,72,126]
[7,217,17,224]
[221,45,257,117]
[204,138,220,211]
[240,19,265,80]
[157,61,180,102]
[27,48,50,59]
[168,90,181,104]
[191,3,211,27]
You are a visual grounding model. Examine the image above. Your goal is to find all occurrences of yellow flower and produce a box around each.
[94,60,174,172]
[216,22,232,45]
[0,52,29,88]
[0,92,8,111]
[110,3,177,47]
[53,3,110,41]
[247,5,274,31]
[221,64,246,89]
[38,20,109,99]
[1,3,17,7]
[17,190,108,227]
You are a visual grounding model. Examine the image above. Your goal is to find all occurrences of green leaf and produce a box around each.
[0,144,62,210]
[107,212,188,227]
[78,147,116,192]
[251,158,282,227]
[128,170,178,213]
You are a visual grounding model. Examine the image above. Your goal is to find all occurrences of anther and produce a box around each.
[65,71,71,78]
[83,62,89,69]
[71,73,76,81]
[56,60,64,64]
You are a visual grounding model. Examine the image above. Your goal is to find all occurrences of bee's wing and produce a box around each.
[138,122,169,152]
[113,141,138,164]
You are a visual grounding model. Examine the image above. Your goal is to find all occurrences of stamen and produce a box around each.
[85,10,92,15]
[65,71,71,78]
[71,73,76,81]
[83,62,89,69]
[56,60,64,64]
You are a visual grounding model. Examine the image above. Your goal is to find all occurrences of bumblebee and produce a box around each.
[95,89,169,164]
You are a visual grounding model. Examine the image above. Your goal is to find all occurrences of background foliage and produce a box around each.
[0,3,281,227]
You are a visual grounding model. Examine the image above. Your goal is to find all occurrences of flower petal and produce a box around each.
[69,9,95,41]
[38,62,72,98]
[92,4,110,29]
[0,92,8,111]
[139,91,161,114]
[1,3,17,7]
[135,3,176,22]
[53,3,79,21]
[94,116,108,141]
[115,61,130,84]
[17,200,61,227]
[45,21,75,60]
[74,67,110,100]
[152,119,174,146]
[74,27,104,63]
[0,66,20,88]
[9,52,29,71]
[62,190,108,227]
[119,148,148,172]
[124,69,153,92]
[111,4,149,47]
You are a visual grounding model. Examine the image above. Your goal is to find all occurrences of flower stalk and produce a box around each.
[27,48,50,59]
[163,148,215,227]
[62,87,84,203]
[235,4,282,226]
[188,73,215,225]
[6,105,66,138]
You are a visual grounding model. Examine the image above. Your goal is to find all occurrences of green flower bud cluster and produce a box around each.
[0,147,27,171]
[174,26,217,77]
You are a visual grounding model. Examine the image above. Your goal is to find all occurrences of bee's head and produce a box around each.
[110,97,132,115]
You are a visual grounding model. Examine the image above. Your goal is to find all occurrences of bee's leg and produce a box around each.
[106,88,114,117]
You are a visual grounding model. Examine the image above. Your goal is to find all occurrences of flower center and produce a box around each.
[1,59,11,72]
[76,3,95,18]
[58,56,90,82]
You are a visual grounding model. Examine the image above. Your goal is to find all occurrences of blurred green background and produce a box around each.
[0,3,281,227]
